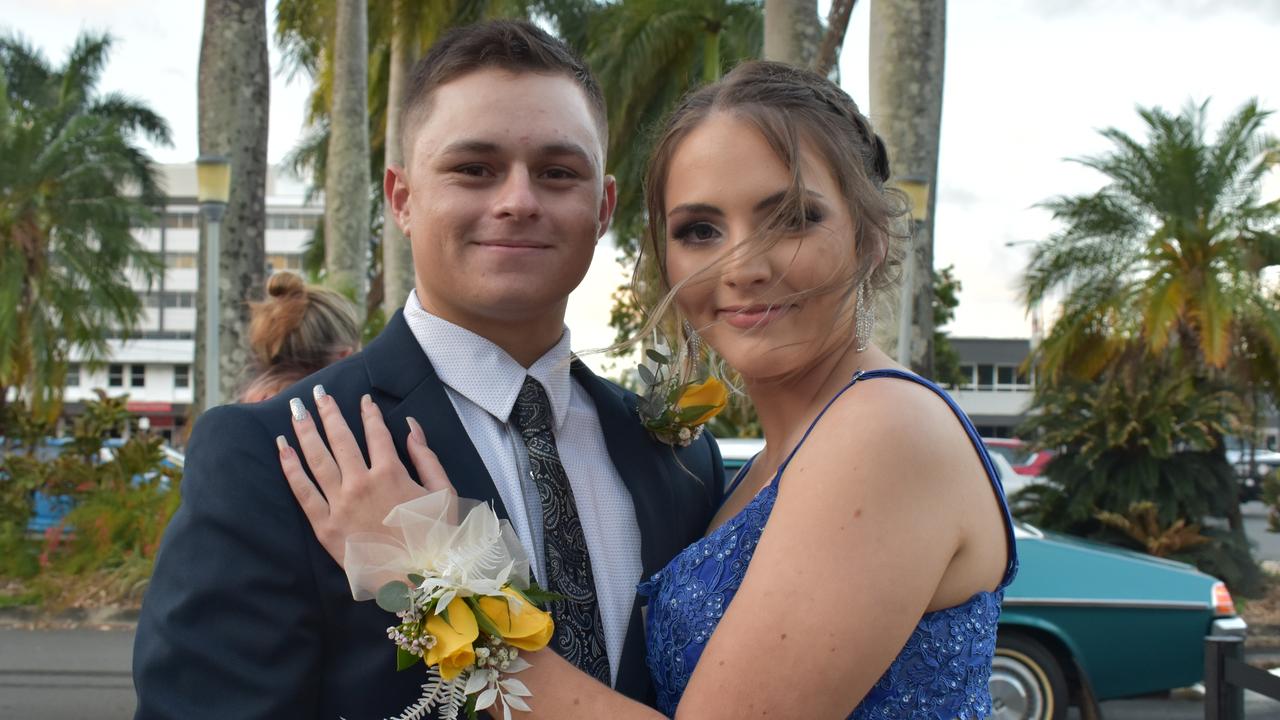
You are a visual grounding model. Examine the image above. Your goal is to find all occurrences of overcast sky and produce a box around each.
[5,0,1279,371]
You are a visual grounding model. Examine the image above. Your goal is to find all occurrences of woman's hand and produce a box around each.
[276,385,456,567]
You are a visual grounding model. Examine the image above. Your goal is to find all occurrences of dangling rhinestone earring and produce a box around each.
[682,319,702,367]
[855,282,875,352]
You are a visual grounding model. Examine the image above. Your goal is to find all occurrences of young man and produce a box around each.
[133,21,723,719]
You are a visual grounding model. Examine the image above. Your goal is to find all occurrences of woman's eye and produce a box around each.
[672,222,720,244]
[785,206,824,230]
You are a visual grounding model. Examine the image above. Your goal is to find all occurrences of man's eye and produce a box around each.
[456,165,490,177]
[544,168,577,180]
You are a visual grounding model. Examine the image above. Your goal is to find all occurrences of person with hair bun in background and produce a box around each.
[238,271,362,403]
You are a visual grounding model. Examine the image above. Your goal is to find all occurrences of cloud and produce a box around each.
[1028,0,1280,20]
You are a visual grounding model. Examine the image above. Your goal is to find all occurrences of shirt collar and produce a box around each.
[403,290,573,430]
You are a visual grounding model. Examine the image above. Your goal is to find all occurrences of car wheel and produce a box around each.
[991,633,1069,720]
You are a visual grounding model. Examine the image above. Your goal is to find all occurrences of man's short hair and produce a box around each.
[401,20,608,157]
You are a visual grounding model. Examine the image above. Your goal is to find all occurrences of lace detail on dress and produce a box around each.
[637,482,778,715]
[636,369,1018,719]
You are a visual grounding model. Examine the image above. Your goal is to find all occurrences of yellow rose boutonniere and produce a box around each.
[637,336,728,447]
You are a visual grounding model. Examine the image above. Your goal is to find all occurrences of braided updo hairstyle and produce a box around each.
[238,272,362,402]
[635,60,907,364]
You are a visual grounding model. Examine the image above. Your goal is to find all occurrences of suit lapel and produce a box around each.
[365,311,509,520]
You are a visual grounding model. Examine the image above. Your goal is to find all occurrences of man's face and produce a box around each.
[386,68,615,332]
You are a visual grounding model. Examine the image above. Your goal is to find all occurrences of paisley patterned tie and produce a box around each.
[510,376,610,682]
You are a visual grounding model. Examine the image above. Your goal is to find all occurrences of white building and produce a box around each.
[948,337,1035,439]
[63,164,320,445]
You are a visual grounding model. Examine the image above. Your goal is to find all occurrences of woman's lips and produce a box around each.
[718,304,795,329]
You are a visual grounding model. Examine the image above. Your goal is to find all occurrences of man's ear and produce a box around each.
[385,165,411,234]
[597,174,618,240]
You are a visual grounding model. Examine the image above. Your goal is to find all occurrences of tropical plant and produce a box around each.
[0,34,169,428]
[932,265,964,388]
[1024,99,1280,384]
[1012,352,1239,531]
[1094,501,1210,558]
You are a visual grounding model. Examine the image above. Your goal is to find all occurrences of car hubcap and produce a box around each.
[990,655,1046,720]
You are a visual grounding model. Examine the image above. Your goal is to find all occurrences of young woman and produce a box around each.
[278,61,1016,719]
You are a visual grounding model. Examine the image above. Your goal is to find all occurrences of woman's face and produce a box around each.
[663,112,858,382]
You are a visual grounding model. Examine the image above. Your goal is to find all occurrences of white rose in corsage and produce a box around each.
[636,333,729,447]
[343,490,560,720]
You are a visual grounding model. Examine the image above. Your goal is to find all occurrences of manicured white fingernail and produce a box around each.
[407,417,424,444]
[312,384,327,403]
[289,397,307,422]
[275,435,289,453]
[361,393,373,411]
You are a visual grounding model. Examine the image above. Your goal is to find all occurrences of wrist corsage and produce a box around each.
[344,491,558,720]
[636,334,728,447]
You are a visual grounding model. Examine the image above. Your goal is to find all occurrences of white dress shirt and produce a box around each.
[403,291,642,683]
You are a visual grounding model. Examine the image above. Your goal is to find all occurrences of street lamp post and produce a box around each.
[1004,240,1044,346]
[894,178,930,367]
[196,156,231,409]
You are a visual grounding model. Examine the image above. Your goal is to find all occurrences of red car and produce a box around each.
[982,438,1054,477]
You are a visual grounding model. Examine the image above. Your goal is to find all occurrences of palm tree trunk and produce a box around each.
[703,30,721,83]
[870,0,945,378]
[381,12,415,317]
[197,0,269,412]
[325,0,371,318]
[764,0,822,67]
[812,0,858,77]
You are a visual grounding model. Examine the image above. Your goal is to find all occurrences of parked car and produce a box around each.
[0,437,184,534]
[1224,436,1280,501]
[718,438,1244,720]
[983,437,1055,477]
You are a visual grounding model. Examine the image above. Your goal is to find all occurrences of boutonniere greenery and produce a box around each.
[636,335,729,447]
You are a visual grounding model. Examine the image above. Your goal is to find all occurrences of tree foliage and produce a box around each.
[0,33,169,427]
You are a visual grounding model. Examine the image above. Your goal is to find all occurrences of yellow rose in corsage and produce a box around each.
[424,597,479,680]
[477,587,555,652]
[360,491,565,719]
[637,336,728,447]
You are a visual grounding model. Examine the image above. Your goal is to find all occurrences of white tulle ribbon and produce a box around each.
[343,490,531,601]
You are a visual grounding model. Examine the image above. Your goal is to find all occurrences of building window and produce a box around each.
[958,364,975,390]
[130,364,146,388]
[165,212,199,229]
[165,252,198,269]
[108,364,124,387]
[65,364,80,388]
[976,364,994,390]
[265,253,304,273]
[175,364,190,389]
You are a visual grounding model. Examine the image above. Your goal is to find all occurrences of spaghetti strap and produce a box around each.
[723,456,756,499]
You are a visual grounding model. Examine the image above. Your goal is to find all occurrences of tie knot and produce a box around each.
[511,376,554,437]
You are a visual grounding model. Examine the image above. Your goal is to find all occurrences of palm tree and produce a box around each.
[763,0,820,66]
[197,0,270,411]
[276,0,533,320]
[0,33,170,428]
[583,0,763,344]
[869,0,946,379]
[1025,100,1280,383]
[324,0,371,317]
[1023,99,1280,546]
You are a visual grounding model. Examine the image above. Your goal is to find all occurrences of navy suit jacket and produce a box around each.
[133,310,724,719]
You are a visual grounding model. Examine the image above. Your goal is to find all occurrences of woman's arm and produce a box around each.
[278,380,990,719]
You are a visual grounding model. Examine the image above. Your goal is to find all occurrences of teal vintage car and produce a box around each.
[716,439,1245,720]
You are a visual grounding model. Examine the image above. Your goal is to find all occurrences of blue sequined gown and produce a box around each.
[637,369,1019,719]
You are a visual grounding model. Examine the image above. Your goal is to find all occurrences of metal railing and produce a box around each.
[1205,635,1280,719]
